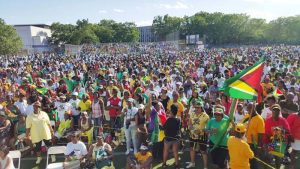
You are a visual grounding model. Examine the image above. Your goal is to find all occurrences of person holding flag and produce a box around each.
[206,110,230,169]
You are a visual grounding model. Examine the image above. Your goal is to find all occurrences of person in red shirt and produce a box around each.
[287,111,300,169]
[265,104,291,144]
[106,87,122,129]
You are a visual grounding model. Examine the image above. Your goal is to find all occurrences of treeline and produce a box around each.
[152,12,300,45]
[49,19,140,45]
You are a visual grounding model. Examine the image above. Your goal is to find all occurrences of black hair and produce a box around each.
[170,104,178,116]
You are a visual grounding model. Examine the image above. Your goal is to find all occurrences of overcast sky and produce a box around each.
[0,0,299,26]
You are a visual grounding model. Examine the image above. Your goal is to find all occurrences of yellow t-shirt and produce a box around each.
[57,119,72,135]
[189,112,209,139]
[135,152,152,163]
[167,99,184,117]
[26,111,51,143]
[228,136,254,169]
[79,100,92,111]
[246,114,265,144]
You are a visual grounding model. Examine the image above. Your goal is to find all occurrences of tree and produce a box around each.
[49,22,76,45]
[0,18,22,55]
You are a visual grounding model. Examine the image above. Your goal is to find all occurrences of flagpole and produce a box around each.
[211,98,238,151]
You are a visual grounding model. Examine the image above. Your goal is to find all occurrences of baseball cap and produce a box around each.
[72,92,78,96]
[140,145,148,151]
[235,123,247,133]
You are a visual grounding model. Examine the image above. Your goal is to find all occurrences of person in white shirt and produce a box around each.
[0,146,14,169]
[123,98,138,154]
[55,95,72,122]
[234,103,247,123]
[261,95,281,120]
[68,92,81,126]
[14,93,27,115]
[64,131,88,168]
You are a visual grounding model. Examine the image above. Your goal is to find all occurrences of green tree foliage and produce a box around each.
[49,19,139,45]
[0,19,22,55]
[152,12,300,45]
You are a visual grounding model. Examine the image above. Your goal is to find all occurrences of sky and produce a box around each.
[0,0,299,26]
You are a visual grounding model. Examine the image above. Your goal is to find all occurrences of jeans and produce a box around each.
[125,125,138,153]
[72,114,81,129]
[92,117,102,137]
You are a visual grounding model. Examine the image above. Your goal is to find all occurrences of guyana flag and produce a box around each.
[273,89,283,97]
[220,57,265,100]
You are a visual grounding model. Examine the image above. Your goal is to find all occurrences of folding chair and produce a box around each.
[8,150,21,169]
[46,146,66,169]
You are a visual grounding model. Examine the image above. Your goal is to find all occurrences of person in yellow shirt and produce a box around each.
[26,101,54,164]
[126,145,153,169]
[167,91,184,118]
[78,94,92,113]
[228,123,254,169]
[244,103,265,169]
[186,101,210,169]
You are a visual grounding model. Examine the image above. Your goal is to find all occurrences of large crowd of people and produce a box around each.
[0,43,299,169]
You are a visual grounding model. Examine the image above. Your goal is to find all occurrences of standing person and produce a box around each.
[135,104,147,148]
[123,98,138,154]
[26,101,54,164]
[68,92,81,127]
[228,123,254,169]
[280,92,299,118]
[264,104,290,168]
[206,111,229,169]
[106,87,122,129]
[13,93,27,115]
[91,92,104,137]
[162,104,181,169]
[245,103,265,169]
[261,95,277,120]
[79,111,93,145]
[54,95,72,122]
[234,103,247,124]
[286,111,300,169]
[0,145,14,169]
[186,101,210,169]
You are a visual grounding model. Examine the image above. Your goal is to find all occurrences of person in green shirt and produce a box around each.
[206,111,229,169]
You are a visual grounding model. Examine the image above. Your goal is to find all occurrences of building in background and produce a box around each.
[138,26,158,42]
[14,24,51,53]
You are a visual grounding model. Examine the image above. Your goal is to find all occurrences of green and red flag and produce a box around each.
[212,58,265,151]
[273,89,283,97]
[220,57,265,100]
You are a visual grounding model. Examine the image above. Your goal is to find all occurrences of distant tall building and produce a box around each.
[14,24,51,53]
[137,26,158,42]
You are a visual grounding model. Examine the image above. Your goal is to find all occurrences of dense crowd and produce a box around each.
[0,43,299,169]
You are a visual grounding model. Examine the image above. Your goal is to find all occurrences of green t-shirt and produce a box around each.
[206,117,229,147]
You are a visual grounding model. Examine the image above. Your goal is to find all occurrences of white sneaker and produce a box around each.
[125,150,130,155]
[186,162,195,168]
[36,157,42,164]
[51,155,56,162]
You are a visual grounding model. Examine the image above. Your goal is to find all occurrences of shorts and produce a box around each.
[190,136,208,152]
[34,139,51,152]
[164,139,179,145]
[209,141,228,168]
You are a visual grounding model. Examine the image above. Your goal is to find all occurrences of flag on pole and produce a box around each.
[220,57,265,100]
[213,58,265,151]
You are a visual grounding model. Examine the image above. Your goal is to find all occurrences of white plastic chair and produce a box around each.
[46,146,66,169]
[8,150,21,169]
